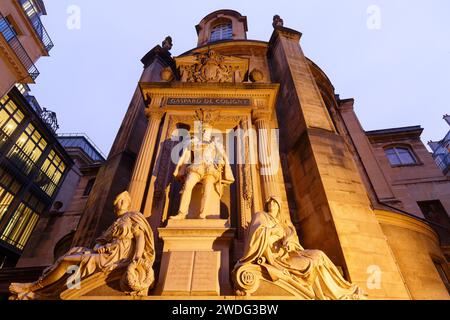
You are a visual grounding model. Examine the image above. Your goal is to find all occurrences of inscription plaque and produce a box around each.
[191,251,221,296]
[162,251,194,295]
[167,97,251,106]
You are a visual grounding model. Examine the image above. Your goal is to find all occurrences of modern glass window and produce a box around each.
[0,95,25,145]
[0,187,14,223]
[0,192,44,250]
[0,168,21,223]
[385,146,417,166]
[36,150,66,196]
[7,123,47,175]
[210,22,233,42]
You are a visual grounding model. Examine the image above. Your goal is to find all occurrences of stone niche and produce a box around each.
[136,81,281,297]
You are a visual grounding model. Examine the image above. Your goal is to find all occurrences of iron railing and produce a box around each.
[17,0,54,53]
[0,14,40,80]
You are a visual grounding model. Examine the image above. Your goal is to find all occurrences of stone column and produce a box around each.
[128,109,164,211]
[253,112,279,202]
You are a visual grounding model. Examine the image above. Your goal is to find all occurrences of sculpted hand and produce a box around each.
[271,227,284,239]
[97,246,108,254]
[284,242,298,252]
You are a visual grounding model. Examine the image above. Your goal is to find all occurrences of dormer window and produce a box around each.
[210,22,233,42]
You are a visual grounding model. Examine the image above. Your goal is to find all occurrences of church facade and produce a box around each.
[4,10,450,300]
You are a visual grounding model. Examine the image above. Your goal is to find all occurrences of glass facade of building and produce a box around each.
[58,135,105,163]
[0,88,71,265]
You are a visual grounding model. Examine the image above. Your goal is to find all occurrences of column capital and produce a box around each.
[144,108,165,120]
[252,110,272,124]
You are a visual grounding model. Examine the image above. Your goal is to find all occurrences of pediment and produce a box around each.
[175,50,249,83]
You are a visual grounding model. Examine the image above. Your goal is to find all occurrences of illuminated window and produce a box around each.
[7,123,47,175]
[210,22,233,42]
[0,95,25,145]
[36,150,66,196]
[0,187,14,222]
[15,83,28,95]
[385,146,417,166]
[0,168,21,223]
[21,0,40,19]
[0,192,43,250]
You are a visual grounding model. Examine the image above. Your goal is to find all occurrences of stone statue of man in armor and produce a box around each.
[171,123,234,220]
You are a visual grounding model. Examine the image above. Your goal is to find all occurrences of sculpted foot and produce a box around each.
[170,212,187,220]
[199,213,207,219]
[9,282,34,295]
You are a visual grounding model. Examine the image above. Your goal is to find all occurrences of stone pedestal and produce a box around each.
[157,219,235,296]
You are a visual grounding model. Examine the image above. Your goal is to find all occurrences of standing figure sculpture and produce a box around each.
[9,191,155,300]
[171,123,234,220]
[233,196,367,300]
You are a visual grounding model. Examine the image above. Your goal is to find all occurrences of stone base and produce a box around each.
[157,219,235,296]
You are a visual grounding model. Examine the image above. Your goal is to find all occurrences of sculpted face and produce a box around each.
[268,199,280,218]
[114,196,131,216]
[202,126,212,142]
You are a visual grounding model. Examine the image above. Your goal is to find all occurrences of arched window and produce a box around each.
[210,22,233,42]
[384,146,417,166]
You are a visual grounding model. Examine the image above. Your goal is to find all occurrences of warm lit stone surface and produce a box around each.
[6,10,450,301]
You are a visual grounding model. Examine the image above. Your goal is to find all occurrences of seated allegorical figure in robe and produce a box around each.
[9,191,155,300]
[234,196,367,300]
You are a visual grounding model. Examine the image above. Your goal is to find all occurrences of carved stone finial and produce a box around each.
[162,36,173,51]
[272,15,284,28]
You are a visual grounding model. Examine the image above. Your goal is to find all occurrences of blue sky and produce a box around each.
[30,0,450,155]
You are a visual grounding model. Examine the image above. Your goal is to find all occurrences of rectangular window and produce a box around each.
[0,192,44,250]
[0,168,21,222]
[385,148,401,166]
[0,95,25,146]
[36,150,66,197]
[418,200,450,246]
[21,0,39,19]
[0,16,17,42]
[434,261,450,294]
[7,123,47,175]
[385,147,417,166]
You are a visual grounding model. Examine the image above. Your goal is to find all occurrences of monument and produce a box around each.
[171,121,235,220]
[9,9,449,301]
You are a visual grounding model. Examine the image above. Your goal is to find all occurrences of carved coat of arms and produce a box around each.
[175,50,249,83]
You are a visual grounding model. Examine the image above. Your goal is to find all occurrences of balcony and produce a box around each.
[0,14,40,81]
[17,0,54,53]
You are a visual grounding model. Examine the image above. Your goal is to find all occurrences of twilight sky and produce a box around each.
[30,0,450,155]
